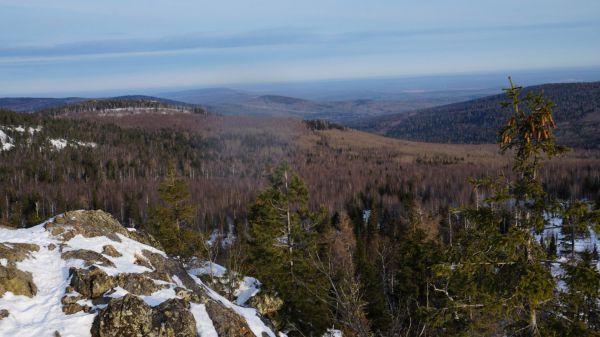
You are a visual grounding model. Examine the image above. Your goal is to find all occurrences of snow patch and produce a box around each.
[63,233,165,276]
[49,138,68,150]
[0,224,96,337]
[0,129,14,151]
[324,329,343,337]
[188,261,227,278]
[189,273,276,337]
[191,303,219,337]
[235,276,261,306]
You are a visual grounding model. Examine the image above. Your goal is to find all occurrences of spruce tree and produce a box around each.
[432,78,566,336]
[246,163,330,336]
[560,251,600,333]
[146,168,202,258]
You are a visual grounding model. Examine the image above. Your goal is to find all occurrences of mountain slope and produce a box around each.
[0,210,276,337]
[1,103,599,233]
[0,97,87,113]
[353,82,600,149]
[159,88,495,122]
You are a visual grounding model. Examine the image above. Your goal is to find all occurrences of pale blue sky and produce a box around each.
[1,0,599,96]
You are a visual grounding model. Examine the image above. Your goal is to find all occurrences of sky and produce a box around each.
[1,0,599,96]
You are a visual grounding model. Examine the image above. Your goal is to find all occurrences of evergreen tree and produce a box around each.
[433,78,566,336]
[560,200,597,259]
[560,251,600,334]
[246,163,331,336]
[146,168,202,258]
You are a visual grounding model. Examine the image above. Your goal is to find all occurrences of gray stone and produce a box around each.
[205,300,256,337]
[91,294,154,337]
[62,249,116,268]
[69,266,116,299]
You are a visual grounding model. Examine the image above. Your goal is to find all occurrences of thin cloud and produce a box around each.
[0,28,315,58]
[0,21,593,63]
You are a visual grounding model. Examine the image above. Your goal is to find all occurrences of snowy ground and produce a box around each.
[0,218,276,337]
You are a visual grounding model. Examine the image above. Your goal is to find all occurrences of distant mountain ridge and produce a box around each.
[0,95,200,113]
[158,87,496,122]
[3,87,495,122]
[352,81,600,149]
[0,97,87,112]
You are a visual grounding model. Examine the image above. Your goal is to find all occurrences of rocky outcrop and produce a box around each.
[91,295,197,337]
[205,300,255,337]
[44,210,162,249]
[0,210,275,337]
[46,210,127,242]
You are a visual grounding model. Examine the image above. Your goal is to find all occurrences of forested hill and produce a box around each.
[39,96,207,116]
[353,81,600,149]
[0,95,202,114]
[0,97,87,112]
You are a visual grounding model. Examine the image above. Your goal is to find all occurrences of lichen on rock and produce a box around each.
[205,300,256,337]
[62,249,116,268]
[69,266,116,299]
[0,264,37,297]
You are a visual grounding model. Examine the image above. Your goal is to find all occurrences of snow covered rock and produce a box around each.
[0,210,277,337]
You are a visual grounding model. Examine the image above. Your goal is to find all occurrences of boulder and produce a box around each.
[152,298,197,337]
[91,294,154,337]
[69,266,116,299]
[0,309,9,320]
[62,249,116,268]
[0,264,37,297]
[205,300,256,337]
[116,273,163,296]
[102,245,121,257]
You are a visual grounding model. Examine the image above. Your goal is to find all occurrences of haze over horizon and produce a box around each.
[1,0,600,96]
